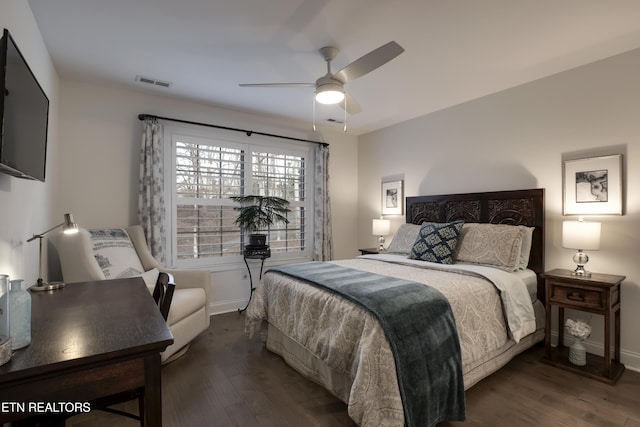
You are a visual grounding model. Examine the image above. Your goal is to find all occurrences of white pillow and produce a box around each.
[89,229,145,279]
[518,226,535,270]
[386,223,421,254]
[455,223,525,271]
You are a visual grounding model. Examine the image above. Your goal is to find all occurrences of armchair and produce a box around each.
[52,225,210,363]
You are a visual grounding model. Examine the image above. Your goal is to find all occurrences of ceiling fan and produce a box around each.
[239,41,405,118]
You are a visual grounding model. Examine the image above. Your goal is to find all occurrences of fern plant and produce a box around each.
[230,195,291,238]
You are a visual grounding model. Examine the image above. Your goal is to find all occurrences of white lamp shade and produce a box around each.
[372,219,391,236]
[562,220,601,250]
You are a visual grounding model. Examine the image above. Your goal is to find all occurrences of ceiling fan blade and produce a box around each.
[239,83,314,87]
[334,41,404,84]
[341,93,362,115]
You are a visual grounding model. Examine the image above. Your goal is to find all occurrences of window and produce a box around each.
[174,142,244,260]
[251,151,306,254]
[166,127,313,267]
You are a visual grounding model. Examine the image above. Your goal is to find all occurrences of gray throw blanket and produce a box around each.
[267,262,465,427]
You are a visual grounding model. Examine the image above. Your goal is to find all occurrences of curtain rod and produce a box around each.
[137,114,329,147]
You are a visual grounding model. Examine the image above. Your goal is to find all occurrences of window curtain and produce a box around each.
[312,144,333,261]
[138,118,167,264]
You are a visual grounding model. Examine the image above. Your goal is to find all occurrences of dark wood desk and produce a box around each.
[0,278,173,425]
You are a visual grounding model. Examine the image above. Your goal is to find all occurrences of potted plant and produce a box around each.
[230,195,291,248]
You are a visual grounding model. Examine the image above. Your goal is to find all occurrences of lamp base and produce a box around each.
[30,280,66,292]
[571,266,591,277]
[571,251,591,277]
[378,235,385,252]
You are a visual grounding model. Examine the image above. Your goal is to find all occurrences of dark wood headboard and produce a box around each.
[405,188,545,298]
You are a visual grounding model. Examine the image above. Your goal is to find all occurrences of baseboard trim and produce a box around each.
[209,298,248,315]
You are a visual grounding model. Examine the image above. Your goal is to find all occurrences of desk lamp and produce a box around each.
[27,213,79,291]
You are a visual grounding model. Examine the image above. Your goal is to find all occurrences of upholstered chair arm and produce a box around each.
[51,228,106,283]
[125,225,161,271]
[159,268,210,316]
[125,225,211,316]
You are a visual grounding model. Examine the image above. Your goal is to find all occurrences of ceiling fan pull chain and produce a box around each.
[343,94,347,132]
[312,96,317,132]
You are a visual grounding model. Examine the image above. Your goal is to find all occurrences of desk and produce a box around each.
[0,278,173,425]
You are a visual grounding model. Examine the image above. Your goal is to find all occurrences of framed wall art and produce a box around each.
[381,180,403,215]
[563,154,622,215]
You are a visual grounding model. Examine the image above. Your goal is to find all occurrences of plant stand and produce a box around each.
[238,248,271,313]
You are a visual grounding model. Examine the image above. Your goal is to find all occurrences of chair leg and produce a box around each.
[99,406,141,422]
[91,389,144,426]
[138,395,145,426]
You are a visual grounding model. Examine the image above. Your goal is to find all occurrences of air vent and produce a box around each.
[135,75,173,88]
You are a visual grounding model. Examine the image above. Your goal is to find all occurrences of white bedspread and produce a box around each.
[246,257,536,427]
[359,254,537,342]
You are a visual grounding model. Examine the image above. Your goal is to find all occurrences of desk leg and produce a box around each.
[143,353,163,427]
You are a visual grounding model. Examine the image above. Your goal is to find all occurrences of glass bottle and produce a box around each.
[9,279,31,350]
[0,275,9,340]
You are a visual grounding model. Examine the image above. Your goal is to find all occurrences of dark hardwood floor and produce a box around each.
[69,312,640,427]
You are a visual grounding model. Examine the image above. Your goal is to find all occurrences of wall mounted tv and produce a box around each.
[0,28,49,181]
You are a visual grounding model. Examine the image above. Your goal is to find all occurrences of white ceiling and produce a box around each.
[27,0,640,135]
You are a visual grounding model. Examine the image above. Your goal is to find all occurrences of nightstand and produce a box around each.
[359,248,381,255]
[541,268,625,384]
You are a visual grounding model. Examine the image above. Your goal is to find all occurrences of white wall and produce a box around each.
[5,0,637,381]
[56,80,359,313]
[0,1,60,286]
[358,48,640,371]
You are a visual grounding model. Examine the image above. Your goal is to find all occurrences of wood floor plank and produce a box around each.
[67,312,640,427]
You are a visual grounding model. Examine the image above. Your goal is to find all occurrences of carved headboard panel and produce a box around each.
[406,188,545,298]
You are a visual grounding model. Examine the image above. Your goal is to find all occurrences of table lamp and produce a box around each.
[372,219,391,252]
[562,219,601,277]
[26,213,79,291]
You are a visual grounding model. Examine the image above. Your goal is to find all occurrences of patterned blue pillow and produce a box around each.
[409,221,465,264]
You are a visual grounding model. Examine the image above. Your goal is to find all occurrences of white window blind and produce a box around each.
[175,142,244,260]
[168,128,312,267]
[252,151,306,254]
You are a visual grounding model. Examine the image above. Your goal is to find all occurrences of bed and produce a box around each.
[246,188,545,427]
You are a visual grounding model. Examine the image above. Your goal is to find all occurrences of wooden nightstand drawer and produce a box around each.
[549,282,605,310]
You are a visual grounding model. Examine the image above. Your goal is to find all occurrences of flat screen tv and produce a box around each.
[0,28,49,181]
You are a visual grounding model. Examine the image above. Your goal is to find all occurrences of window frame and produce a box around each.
[164,124,314,269]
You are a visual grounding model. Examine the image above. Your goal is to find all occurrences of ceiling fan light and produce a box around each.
[315,84,345,104]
